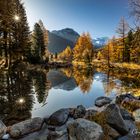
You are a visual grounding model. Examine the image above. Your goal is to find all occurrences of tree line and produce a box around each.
[98,26,140,64]
[97,0,140,65]
[0,0,140,68]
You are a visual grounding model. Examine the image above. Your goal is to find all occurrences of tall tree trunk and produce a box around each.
[4,31,8,68]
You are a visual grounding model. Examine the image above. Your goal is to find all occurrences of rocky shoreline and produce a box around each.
[0,94,140,140]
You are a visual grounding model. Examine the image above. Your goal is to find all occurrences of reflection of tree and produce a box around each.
[0,63,34,125]
[73,66,94,93]
[60,68,73,78]
[96,68,140,96]
[102,70,117,96]
[29,69,51,104]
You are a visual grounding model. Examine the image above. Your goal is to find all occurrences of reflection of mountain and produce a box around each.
[47,70,77,91]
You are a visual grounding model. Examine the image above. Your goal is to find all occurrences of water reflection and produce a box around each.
[29,69,51,104]
[0,63,34,125]
[73,66,94,93]
[0,64,140,125]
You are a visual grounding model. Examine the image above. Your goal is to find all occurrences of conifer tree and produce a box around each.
[116,17,129,62]
[131,28,140,63]
[0,0,30,67]
[31,23,45,62]
[59,46,72,61]
[130,0,140,22]
[125,30,133,62]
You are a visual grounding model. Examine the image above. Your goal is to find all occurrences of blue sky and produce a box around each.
[22,0,133,38]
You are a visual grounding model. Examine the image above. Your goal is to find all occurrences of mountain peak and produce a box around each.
[52,28,80,43]
[93,37,109,48]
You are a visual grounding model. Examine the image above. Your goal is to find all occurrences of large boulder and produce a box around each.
[47,109,69,126]
[95,96,112,107]
[9,117,43,138]
[103,104,128,135]
[67,118,104,140]
[10,124,49,140]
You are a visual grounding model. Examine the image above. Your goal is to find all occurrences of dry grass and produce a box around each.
[92,60,140,70]
[122,100,140,113]
[116,63,140,70]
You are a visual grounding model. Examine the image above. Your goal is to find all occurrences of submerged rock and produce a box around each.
[104,104,128,135]
[9,117,43,138]
[47,109,69,126]
[95,96,112,107]
[67,118,104,140]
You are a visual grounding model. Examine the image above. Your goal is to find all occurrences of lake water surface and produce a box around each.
[0,66,139,125]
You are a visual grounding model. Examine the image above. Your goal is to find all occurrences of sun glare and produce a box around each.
[14,15,20,21]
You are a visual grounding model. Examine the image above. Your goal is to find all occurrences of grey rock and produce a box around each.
[120,108,135,121]
[47,109,69,126]
[72,105,86,119]
[48,129,68,140]
[104,104,128,135]
[107,125,121,139]
[9,124,48,140]
[9,117,43,138]
[118,133,139,140]
[133,109,140,122]
[84,109,97,120]
[124,120,137,132]
[67,118,104,140]
[95,96,112,107]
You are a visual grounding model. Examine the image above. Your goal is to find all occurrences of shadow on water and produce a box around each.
[0,62,140,125]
